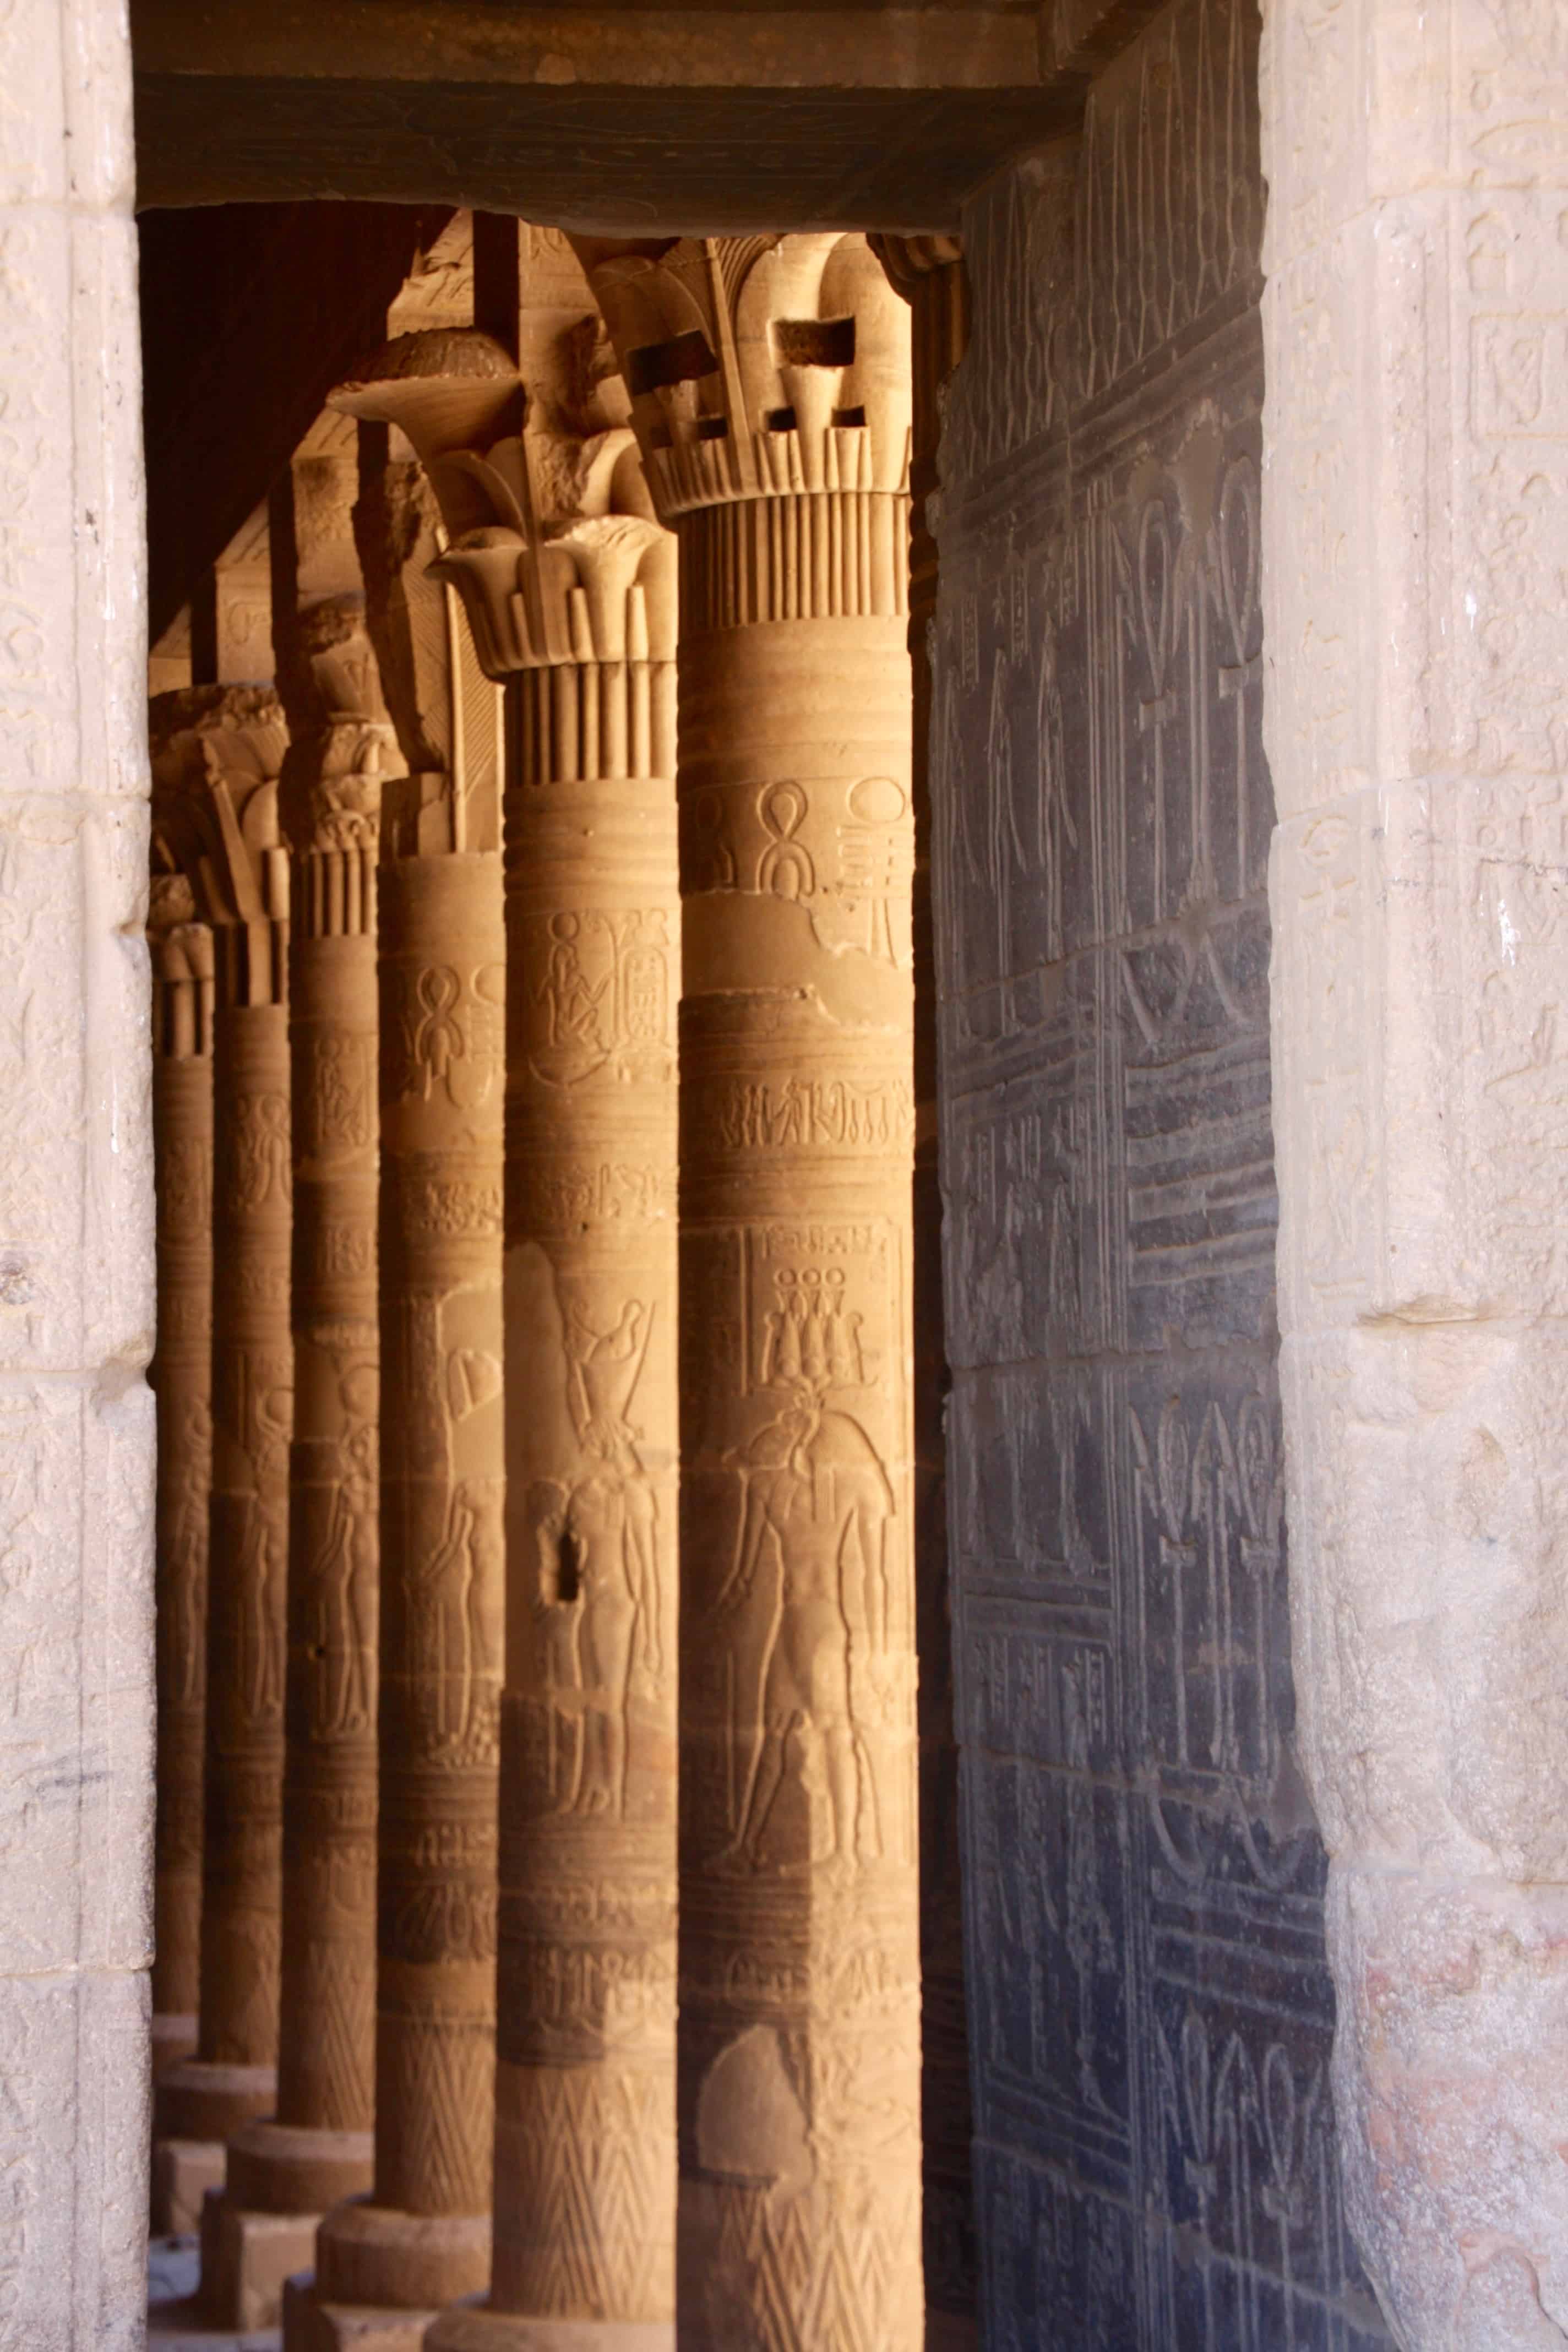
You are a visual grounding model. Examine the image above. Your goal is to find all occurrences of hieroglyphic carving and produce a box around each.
[261,307,514,2323]
[148,867,215,2047]
[349,268,682,2345]
[222,437,395,2249]
[581,230,923,2352]
[934,36,1386,2340]
[147,688,294,2148]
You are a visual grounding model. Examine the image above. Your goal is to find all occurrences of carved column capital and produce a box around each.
[334,325,671,686]
[149,684,290,1007]
[573,232,913,520]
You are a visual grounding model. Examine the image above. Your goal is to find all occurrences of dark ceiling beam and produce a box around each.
[130,0,1080,227]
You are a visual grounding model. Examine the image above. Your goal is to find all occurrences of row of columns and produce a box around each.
[148,224,933,2351]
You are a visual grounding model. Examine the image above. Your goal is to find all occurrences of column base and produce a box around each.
[155,2056,277,2144]
[424,2302,674,2351]
[150,2010,198,2081]
[226,2116,375,2214]
[150,2134,225,2235]
[200,2180,321,2332]
[315,2199,492,2311]
[282,2268,438,2352]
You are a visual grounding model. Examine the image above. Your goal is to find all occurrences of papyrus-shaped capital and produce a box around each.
[577,232,914,520]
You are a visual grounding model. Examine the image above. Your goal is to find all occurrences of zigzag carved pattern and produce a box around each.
[706,2178,922,2352]
[499,2064,673,2320]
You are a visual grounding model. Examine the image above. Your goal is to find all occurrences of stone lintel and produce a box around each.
[133,1,1044,92]
[132,75,1080,228]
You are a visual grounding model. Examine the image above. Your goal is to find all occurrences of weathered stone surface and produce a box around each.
[0,18,153,2313]
[931,3,1393,2335]
[1262,0,1568,2320]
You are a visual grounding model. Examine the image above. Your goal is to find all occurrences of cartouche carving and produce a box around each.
[344,251,680,2349]
[580,233,922,2352]
[148,688,295,2167]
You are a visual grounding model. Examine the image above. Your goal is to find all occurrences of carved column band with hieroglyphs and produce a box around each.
[280,330,511,2348]
[346,248,682,2349]
[217,437,397,2323]
[582,231,923,2352]
[149,870,216,2084]
[151,690,294,2175]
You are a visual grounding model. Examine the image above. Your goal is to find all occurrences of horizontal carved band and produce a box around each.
[679,493,911,631]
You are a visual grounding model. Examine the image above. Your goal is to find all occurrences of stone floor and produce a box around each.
[148,2235,279,2351]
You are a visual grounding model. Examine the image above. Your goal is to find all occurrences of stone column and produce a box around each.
[148,875,216,2094]
[582,231,923,2352]
[150,689,294,2229]
[342,275,683,2350]
[1263,0,1568,2338]
[279,341,511,2350]
[210,438,398,2328]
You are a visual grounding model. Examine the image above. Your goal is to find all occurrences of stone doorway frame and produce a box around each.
[6,0,1562,2339]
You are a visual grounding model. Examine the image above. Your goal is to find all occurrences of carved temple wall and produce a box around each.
[930,6,1395,2342]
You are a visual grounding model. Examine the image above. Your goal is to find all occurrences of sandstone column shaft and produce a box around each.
[362,269,684,2348]
[487,622,679,2326]
[677,579,921,2352]
[203,918,293,2087]
[371,850,504,2235]
[220,448,398,2272]
[151,919,216,2052]
[287,839,381,2134]
[582,224,926,2352]
[291,336,515,2339]
[227,825,382,2218]
[150,690,295,2163]
[581,228,923,2352]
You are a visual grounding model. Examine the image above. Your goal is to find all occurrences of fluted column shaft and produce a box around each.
[151,924,216,2055]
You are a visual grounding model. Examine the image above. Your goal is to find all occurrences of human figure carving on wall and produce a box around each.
[720,1380,894,1872]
